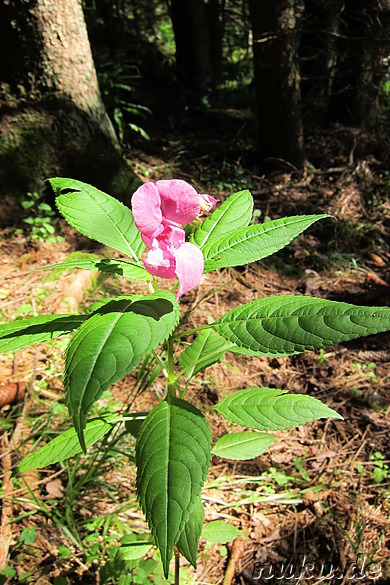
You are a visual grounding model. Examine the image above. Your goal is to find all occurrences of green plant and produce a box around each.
[2,178,390,581]
[20,191,63,243]
[98,57,151,145]
[369,452,389,484]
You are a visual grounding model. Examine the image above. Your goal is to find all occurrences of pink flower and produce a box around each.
[132,179,217,297]
[200,193,218,212]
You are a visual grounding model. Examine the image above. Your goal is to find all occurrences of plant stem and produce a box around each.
[174,547,180,585]
[152,350,168,378]
[167,337,176,399]
[171,323,212,340]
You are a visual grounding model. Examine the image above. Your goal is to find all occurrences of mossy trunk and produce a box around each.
[0,0,140,202]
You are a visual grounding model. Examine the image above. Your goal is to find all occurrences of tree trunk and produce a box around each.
[95,0,118,51]
[300,0,344,127]
[169,0,211,107]
[208,0,225,86]
[0,0,139,201]
[249,0,305,168]
[328,0,390,128]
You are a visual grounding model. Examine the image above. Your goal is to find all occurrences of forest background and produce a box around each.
[0,0,389,584]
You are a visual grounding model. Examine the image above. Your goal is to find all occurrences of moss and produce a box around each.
[0,108,56,197]
[0,103,141,202]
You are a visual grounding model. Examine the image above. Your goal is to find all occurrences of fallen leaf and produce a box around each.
[45,479,64,499]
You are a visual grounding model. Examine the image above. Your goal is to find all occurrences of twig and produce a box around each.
[0,433,13,570]
[223,537,245,585]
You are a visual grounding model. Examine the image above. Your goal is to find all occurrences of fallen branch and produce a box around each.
[0,433,13,570]
[223,537,245,585]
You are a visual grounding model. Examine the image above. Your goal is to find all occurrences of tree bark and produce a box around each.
[169,0,211,107]
[249,0,305,168]
[300,0,344,127]
[0,0,139,201]
[208,0,225,85]
[327,0,390,128]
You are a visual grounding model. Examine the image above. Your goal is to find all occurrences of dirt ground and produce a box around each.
[0,121,390,584]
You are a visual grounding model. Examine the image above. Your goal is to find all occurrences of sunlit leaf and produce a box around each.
[119,534,153,561]
[44,257,150,282]
[212,432,275,460]
[214,387,342,430]
[179,329,231,379]
[0,314,85,354]
[203,215,330,272]
[192,190,253,248]
[51,178,144,262]
[202,520,243,543]
[16,416,116,472]
[213,295,390,356]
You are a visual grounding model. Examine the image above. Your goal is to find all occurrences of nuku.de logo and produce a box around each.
[251,553,382,581]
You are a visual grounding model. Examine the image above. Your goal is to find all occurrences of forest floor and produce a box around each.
[0,104,390,585]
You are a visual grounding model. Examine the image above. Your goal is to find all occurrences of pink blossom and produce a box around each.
[132,179,216,297]
[200,193,219,212]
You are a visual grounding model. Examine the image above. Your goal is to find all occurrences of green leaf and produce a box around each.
[0,314,86,354]
[65,292,180,449]
[44,257,150,282]
[214,387,343,431]
[19,527,36,545]
[50,178,144,262]
[213,295,390,356]
[124,413,148,438]
[202,214,330,272]
[202,520,243,544]
[16,416,116,473]
[176,495,204,569]
[136,397,212,578]
[192,190,253,248]
[212,432,275,460]
[119,534,153,561]
[179,330,231,379]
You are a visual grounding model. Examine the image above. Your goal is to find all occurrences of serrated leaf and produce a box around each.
[212,432,275,460]
[179,330,231,379]
[65,292,180,449]
[176,495,204,568]
[202,214,329,272]
[214,387,343,431]
[44,257,150,282]
[0,314,86,354]
[202,520,243,543]
[192,190,253,248]
[136,397,212,578]
[213,295,390,356]
[16,416,116,473]
[50,178,144,262]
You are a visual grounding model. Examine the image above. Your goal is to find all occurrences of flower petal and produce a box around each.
[144,247,176,279]
[174,242,204,298]
[200,193,218,212]
[132,182,162,238]
[156,179,201,225]
[159,220,185,250]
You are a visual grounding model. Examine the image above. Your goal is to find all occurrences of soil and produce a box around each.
[0,112,390,584]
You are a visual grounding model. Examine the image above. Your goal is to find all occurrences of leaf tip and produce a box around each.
[77,429,87,454]
[330,410,344,421]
